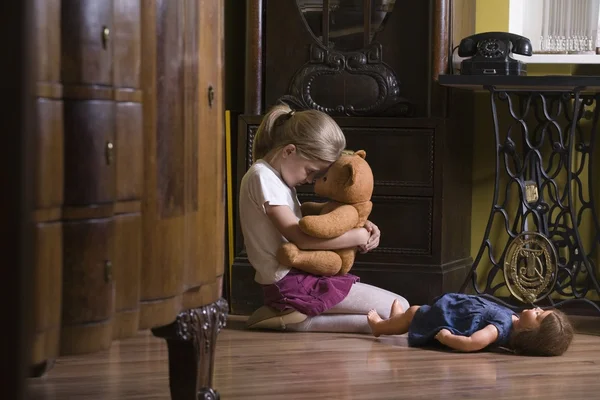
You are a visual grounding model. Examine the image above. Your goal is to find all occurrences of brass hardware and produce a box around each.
[104,260,112,282]
[504,232,558,304]
[208,86,215,107]
[525,181,538,203]
[105,141,114,165]
[102,26,110,49]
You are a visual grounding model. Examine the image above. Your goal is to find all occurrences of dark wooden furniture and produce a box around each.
[229,0,474,314]
[3,1,36,398]
[28,0,228,398]
[439,74,600,315]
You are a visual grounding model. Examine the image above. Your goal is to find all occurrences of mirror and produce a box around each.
[297,0,396,51]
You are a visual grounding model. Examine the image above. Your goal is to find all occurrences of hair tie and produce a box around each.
[288,110,296,117]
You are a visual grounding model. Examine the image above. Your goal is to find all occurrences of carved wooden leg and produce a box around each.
[151,298,228,400]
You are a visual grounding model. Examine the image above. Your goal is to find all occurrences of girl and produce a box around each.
[239,103,410,333]
[367,293,574,356]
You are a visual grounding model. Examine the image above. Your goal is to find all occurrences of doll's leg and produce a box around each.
[325,282,410,318]
[367,305,420,337]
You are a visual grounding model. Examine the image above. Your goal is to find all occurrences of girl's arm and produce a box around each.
[434,325,499,352]
[265,203,369,250]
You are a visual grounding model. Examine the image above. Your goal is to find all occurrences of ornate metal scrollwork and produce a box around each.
[280,43,414,117]
[504,232,558,303]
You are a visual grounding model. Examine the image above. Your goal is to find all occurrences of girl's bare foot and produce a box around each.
[389,299,403,318]
[367,309,383,337]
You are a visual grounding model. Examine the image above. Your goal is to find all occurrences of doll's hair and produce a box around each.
[509,309,574,356]
[252,103,346,163]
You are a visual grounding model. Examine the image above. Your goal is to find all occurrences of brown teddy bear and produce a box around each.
[276,149,374,276]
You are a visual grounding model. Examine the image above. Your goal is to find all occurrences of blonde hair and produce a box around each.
[252,103,346,163]
[509,309,574,356]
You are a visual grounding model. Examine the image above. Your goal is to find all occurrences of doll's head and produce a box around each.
[510,308,574,356]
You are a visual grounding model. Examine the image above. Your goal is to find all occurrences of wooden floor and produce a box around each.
[27,318,600,400]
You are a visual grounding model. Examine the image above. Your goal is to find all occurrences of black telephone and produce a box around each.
[457,32,532,76]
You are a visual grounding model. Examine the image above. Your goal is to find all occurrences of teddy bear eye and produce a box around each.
[322,176,327,182]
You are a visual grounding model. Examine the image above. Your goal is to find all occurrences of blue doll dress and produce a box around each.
[408,293,517,348]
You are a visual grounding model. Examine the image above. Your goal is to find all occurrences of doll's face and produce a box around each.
[517,307,553,330]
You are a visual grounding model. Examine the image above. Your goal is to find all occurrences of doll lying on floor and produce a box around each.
[367,292,574,356]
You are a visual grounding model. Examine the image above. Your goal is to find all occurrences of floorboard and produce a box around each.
[27,319,600,399]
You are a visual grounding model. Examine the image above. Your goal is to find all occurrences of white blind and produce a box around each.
[510,0,600,53]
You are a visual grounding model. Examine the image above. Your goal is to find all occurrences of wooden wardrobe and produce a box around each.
[230,0,474,313]
[29,0,227,398]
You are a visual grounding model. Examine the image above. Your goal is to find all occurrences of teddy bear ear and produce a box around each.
[355,150,366,159]
[344,163,356,186]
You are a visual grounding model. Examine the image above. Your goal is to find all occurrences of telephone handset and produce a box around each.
[457,32,532,76]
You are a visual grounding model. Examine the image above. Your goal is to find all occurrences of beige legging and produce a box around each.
[285,282,410,333]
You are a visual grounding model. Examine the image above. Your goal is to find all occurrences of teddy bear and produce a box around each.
[276,149,374,276]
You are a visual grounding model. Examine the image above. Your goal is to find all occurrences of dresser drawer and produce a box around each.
[63,100,116,206]
[61,0,113,86]
[62,217,115,324]
[343,127,434,195]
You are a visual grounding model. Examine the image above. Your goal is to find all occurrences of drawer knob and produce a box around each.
[102,26,110,49]
[208,86,215,108]
[105,141,114,165]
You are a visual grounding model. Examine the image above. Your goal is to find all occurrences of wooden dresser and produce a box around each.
[229,0,475,313]
[28,0,228,398]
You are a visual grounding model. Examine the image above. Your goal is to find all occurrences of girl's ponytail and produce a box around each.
[252,103,293,162]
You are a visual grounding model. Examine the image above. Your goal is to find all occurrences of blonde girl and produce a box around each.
[239,103,410,332]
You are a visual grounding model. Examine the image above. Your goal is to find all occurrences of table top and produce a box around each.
[438,74,600,92]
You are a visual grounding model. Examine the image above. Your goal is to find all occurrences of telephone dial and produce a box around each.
[458,32,532,76]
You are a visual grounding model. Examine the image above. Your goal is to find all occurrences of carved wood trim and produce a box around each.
[280,42,414,117]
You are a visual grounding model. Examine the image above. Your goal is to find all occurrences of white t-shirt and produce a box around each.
[239,160,302,284]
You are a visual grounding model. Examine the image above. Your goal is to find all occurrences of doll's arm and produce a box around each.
[301,202,327,216]
[434,324,499,352]
[300,205,359,239]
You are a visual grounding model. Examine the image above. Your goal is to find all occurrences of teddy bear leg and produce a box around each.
[336,249,357,275]
[276,243,342,276]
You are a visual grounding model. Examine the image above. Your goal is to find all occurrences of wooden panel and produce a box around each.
[34,98,64,211]
[343,127,434,193]
[62,217,115,325]
[155,0,185,218]
[188,0,225,288]
[140,0,185,317]
[113,213,141,338]
[368,196,433,258]
[115,102,143,201]
[33,0,61,86]
[61,0,113,86]
[113,0,141,89]
[63,100,116,206]
[30,222,63,364]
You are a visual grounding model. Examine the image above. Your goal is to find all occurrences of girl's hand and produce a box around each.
[358,220,380,253]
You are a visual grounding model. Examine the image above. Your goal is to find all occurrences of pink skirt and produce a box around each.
[262,268,360,316]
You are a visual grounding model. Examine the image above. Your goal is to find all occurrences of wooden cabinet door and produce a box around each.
[61,0,114,86]
[140,0,225,328]
[113,0,141,90]
[63,100,116,206]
